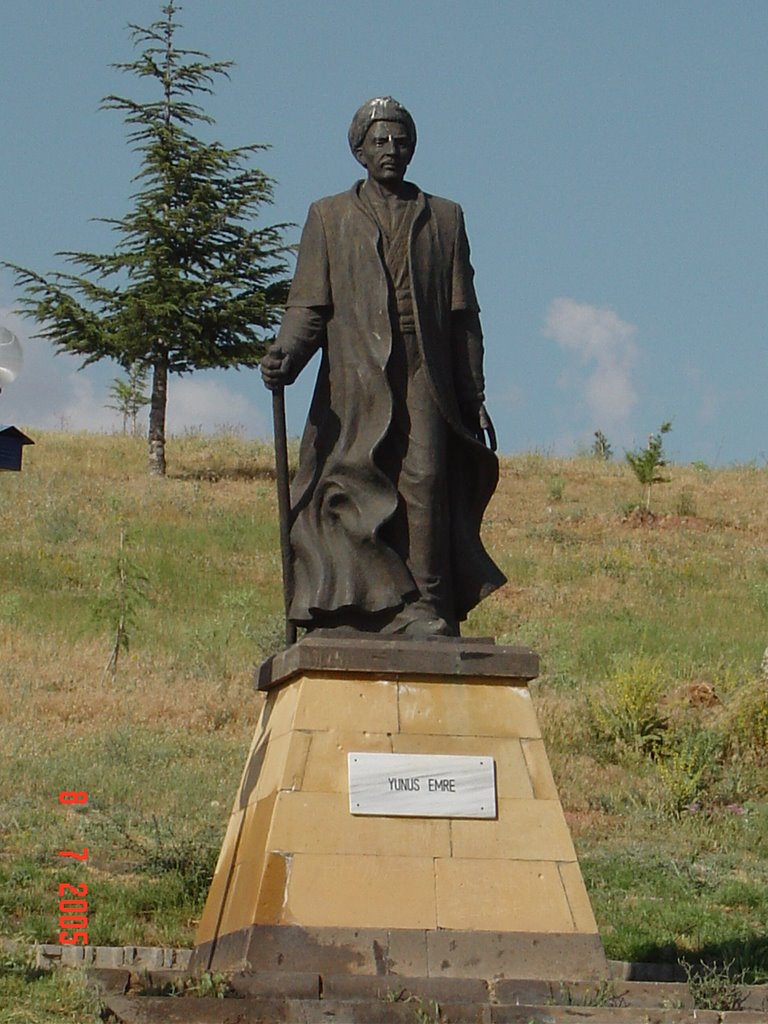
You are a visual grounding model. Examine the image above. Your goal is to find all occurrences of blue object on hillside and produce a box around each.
[0,425,34,471]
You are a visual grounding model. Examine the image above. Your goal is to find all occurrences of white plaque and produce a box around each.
[348,753,496,818]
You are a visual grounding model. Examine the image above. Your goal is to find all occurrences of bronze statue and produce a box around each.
[261,97,505,638]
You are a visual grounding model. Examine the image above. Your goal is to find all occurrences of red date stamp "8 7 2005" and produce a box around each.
[57,791,89,945]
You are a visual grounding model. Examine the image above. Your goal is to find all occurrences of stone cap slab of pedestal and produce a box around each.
[255,636,539,692]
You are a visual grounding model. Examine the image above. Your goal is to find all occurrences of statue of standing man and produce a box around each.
[261,97,506,638]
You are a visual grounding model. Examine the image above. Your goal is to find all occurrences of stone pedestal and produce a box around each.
[192,637,607,981]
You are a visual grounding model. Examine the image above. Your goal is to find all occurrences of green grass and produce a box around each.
[2,432,768,998]
[582,814,768,969]
[0,952,102,1024]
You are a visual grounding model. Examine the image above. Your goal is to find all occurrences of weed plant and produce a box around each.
[682,959,748,1011]
[1,434,768,981]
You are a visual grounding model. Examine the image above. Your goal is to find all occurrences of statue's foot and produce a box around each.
[395,615,455,639]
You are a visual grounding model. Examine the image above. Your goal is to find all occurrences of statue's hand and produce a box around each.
[461,399,498,452]
[477,403,498,452]
[260,346,296,391]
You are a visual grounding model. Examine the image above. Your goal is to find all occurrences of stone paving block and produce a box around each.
[133,946,164,969]
[492,978,557,1004]
[489,1007,722,1024]
[174,949,192,970]
[229,969,320,999]
[744,987,768,1011]
[103,995,270,1024]
[241,924,392,976]
[35,943,63,967]
[386,928,428,977]
[300,1000,441,1024]
[427,929,608,981]
[60,945,85,966]
[85,967,130,995]
[321,972,490,1004]
[609,959,686,982]
[143,969,186,992]
[93,946,126,969]
[602,980,691,1008]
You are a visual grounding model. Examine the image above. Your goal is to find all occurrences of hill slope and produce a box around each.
[1,432,766,976]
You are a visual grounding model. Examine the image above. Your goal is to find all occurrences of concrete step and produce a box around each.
[95,968,768,1024]
[102,992,768,1024]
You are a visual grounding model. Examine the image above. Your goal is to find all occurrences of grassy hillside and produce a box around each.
[1,432,766,987]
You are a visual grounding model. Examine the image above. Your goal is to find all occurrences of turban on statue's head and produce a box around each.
[348,97,417,157]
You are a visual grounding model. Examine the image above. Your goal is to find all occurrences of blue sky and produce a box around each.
[0,1,766,464]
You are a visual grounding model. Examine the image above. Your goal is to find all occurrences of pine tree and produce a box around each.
[625,421,672,512]
[5,3,289,475]
[107,364,150,435]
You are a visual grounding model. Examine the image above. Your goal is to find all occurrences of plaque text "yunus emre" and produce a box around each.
[348,753,497,818]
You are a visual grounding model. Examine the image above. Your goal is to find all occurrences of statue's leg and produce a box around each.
[377,331,455,636]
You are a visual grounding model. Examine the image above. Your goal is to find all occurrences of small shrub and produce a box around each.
[591,430,613,461]
[654,728,723,816]
[85,811,219,905]
[682,959,747,1011]
[547,477,566,502]
[588,656,668,756]
[719,675,768,759]
[599,546,635,579]
[172,971,233,999]
[675,488,697,517]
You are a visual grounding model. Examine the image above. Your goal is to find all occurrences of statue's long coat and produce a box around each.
[279,181,506,625]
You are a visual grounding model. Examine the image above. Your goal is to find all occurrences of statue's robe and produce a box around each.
[275,180,506,629]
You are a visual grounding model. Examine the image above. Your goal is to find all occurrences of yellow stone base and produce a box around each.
[194,639,606,980]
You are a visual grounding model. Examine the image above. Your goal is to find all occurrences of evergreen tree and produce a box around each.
[5,3,289,475]
[626,421,672,511]
[107,364,150,435]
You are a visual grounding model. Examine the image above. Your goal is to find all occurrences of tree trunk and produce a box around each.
[148,355,168,477]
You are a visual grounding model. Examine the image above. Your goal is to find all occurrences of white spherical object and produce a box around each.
[0,326,23,385]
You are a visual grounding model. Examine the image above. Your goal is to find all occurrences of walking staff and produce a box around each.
[271,375,297,646]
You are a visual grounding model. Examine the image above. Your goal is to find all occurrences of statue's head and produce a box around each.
[348,97,416,185]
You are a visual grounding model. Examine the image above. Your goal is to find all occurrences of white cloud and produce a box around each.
[0,308,116,431]
[166,375,268,437]
[543,297,638,436]
[0,307,268,437]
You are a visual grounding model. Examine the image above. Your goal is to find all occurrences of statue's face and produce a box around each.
[356,119,413,185]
